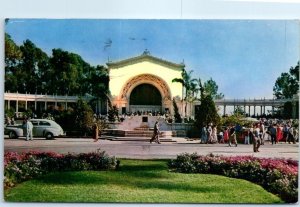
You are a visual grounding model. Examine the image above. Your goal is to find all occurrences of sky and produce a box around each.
[5,19,300,100]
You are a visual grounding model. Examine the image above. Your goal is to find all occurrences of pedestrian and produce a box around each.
[150,121,161,144]
[244,128,250,145]
[218,129,224,144]
[228,125,237,147]
[287,124,296,144]
[24,118,33,141]
[223,127,229,143]
[252,124,261,152]
[282,124,289,143]
[201,125,207,144]
[293,127,298,142]
[259,122,265,145]
[276,124,282,143]
[11,117,15,125]
[93,123,99,142]
[268,124,277,145]
[6,116,11,125]
[212,125,218,143]
[207,124,213,143]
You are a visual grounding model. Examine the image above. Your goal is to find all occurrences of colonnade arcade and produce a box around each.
[213,98,298,118]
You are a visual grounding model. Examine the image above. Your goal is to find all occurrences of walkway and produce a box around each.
[4,137,299,160]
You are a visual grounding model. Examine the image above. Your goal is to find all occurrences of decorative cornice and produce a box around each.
[107,53,185,71]
[120,74,172,101]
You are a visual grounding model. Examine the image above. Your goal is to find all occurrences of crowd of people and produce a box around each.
[200,119,298,152]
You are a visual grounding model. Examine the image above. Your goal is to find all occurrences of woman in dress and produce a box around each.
[223,127,229,143]
[276,124,282,143]
[212,125,218,144]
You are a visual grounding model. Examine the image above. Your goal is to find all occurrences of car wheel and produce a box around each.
[45,132,54,140]
[9,131,18,139]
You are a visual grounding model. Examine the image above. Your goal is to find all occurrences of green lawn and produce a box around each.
[4,159,283,203]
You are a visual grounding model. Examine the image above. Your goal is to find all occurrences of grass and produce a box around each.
[4,159,283,203]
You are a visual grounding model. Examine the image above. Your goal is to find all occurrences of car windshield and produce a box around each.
[31,121,39,126]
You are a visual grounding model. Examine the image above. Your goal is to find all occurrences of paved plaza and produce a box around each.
[4,137,299,160]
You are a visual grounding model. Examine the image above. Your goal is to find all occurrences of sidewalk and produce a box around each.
[4,137,299,160]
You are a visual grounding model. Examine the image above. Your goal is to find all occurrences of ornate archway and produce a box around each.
[130,84,162,105]
[119,74,172,113]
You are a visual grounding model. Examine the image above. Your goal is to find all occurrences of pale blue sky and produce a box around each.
[5,19,299,99]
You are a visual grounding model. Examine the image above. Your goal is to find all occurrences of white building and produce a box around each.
[108,50,185,115]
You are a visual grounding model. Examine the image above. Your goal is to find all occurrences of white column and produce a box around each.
[16,100,19,114]
[260,106,263,115]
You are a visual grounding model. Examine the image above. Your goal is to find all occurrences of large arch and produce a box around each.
[119,74,172,113]
[130,83,162,105]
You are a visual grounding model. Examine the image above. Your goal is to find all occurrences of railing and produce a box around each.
[214,98,294,106]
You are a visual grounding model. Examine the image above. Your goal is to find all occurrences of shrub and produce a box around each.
[168,153,298,203]
[4,150,119,189]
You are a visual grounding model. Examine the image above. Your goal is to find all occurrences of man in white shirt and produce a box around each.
[25,118,33,141]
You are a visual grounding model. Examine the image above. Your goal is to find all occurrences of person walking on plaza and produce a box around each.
[287,124,296,144]
[24,118,33,141]
[212,125,218,143]
[252,124,261,152]
[218,129,224,143]
[276,124,283,143]
[93,123,99,142]
[228,125,237,147]
[244,128,250,145]
[282,124,289,143]
[259,122,265,145]
[201,125,208,144]
[268,124,277,145]
[150,121,161,144]
[293,127,298,142]
[207,124,213,143]
[223,127,229,143]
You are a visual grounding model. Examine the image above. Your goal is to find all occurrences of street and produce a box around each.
[4,137,299,160]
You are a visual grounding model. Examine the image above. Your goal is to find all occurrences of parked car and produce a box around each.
[5,119,65,139]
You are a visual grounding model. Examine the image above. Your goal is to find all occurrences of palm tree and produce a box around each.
[172,69,194,118]
[187,80,198,118]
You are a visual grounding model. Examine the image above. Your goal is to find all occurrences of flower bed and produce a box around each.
[168,153,298,203]
[4,150,119,188]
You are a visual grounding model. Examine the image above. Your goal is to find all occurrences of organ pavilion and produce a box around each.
[108,50,185,116]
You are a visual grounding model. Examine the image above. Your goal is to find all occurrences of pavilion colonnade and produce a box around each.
[4,93,93,117]
[214,98,297,117]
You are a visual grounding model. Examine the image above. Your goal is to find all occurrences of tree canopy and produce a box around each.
[194,94,220,128]
[203,78,224,100]
[4,34,109,97]
[273,63,299,99]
